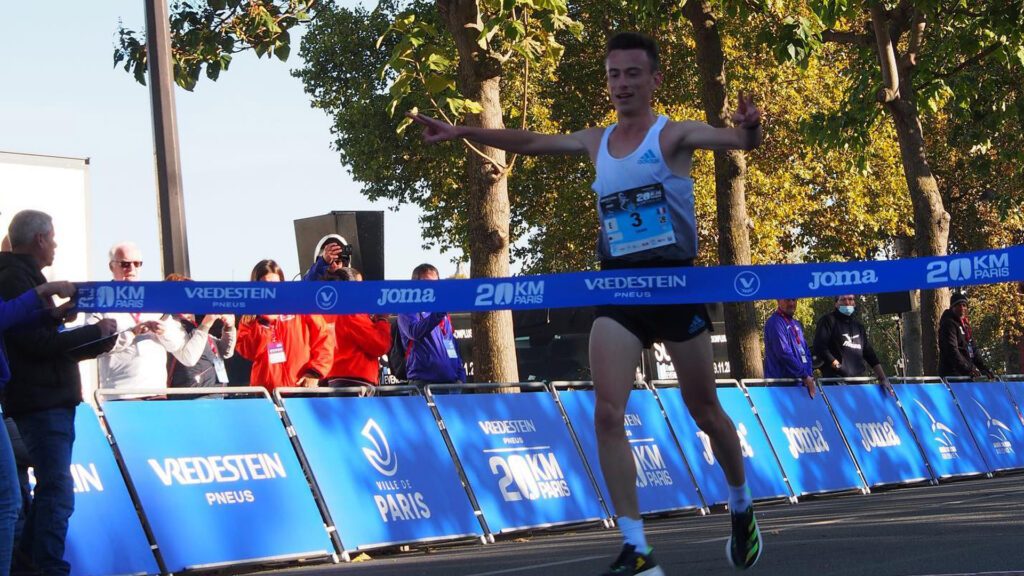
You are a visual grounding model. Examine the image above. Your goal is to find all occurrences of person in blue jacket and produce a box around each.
[0,280,83,576]
[763,297,816,398]
[397,264,466,388]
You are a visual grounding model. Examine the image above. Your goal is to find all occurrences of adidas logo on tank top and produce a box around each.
[637,149,659,164]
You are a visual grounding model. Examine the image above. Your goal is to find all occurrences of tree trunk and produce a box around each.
[440,0,520,387]
[683,0,763,380]
[885,95,949,375]
[870,8,951,376]
[894,236,923,376]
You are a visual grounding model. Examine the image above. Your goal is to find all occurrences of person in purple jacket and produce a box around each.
[763,297,816,398]
[0,280,81,576]
[397,264,466,389]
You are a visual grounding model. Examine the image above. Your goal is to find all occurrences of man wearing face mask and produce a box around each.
[813,294,893,394]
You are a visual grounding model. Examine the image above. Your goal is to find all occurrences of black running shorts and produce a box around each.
[593,259,712,348]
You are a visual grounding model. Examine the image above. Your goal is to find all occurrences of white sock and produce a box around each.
[618,516,648,551]
[728,482,752,512]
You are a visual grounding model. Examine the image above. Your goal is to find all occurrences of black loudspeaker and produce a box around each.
[877,291,914,315]
[293,211,385,281]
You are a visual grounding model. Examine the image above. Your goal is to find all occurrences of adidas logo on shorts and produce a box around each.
[688,315,706,335]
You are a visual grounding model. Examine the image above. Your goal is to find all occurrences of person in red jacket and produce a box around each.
[323,267,391,387]
[236,259,334,391]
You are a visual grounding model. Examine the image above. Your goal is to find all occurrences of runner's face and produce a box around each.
[605,49,661,115]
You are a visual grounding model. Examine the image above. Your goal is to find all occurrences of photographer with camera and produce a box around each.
[302,234,352,281]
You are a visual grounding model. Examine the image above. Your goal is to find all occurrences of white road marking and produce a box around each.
[463,554,607,576]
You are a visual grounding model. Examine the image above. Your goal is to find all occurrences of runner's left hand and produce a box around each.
[732,91,762,129]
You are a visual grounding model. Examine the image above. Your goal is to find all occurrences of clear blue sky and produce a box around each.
[0,1,460,281]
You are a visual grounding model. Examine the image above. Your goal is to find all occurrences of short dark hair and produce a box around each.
[323,267,360,282]
[411,263,439,280]
[606,32,659,71]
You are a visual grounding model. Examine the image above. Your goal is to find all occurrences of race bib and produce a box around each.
[600,183,675,257]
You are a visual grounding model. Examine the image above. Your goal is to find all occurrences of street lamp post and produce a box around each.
[144,0,190,277]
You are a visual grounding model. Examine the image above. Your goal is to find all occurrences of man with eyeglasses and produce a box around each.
[89,242,193,394]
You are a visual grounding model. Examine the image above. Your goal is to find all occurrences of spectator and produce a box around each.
[322,267,390,388]
[302,234,351,281]
[763,298,816,397]
[0,210,117,576]
[236,259,334,390]
[813,294,893,395]
[397,264,466,389]
[90,242,196,394]
[0,280,82,576]
[939,292,994,379]
[164,274,237,388]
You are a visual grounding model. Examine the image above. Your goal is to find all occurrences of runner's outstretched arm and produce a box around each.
[668,91,764,152]
[406,112,596,156]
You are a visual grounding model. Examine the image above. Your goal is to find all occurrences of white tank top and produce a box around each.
[592,115,697,263]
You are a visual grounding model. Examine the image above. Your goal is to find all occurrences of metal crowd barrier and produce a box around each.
[55,376,1024,575]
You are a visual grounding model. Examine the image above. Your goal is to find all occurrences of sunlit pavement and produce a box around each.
[249,474,1024,576]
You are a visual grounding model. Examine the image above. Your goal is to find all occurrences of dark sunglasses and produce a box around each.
[114,260,143,269]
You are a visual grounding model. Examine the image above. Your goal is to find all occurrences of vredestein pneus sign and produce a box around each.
[102,399,332,571]
[281,395,482,549]
[432,392,606,533]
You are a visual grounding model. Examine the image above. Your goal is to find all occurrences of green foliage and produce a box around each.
[113,0,313,91]
[378,0,580,140]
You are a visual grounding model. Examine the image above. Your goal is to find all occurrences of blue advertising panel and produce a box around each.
[657,387,790,504]
[821,385,931,486]
[282,396,482,549]
[745,387,863,495]
[557,389,703,513]
[67,406,159,576]
[948,382,1024,471]
[894,383,988,478]
[432,393,606,533]
[102,399,332,571]
[1004,381,1024,415]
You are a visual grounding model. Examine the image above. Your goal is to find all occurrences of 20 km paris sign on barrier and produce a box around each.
[432,392,606,533]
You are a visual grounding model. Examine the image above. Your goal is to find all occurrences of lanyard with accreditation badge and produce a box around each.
[268,318,287,365]
[439,314,458,359]
[778,310,808,363]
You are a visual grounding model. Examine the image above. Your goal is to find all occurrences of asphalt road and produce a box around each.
[245,474,1024,576]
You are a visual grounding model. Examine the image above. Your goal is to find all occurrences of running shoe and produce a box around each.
[726,505,763,569]
[601,543,665,575]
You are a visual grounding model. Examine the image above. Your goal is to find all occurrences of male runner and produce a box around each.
[409,32,763,575]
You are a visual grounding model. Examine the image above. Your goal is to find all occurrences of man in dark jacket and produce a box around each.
[0,210,116,576]
[938,292,993,379]
[813,294,893,395]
